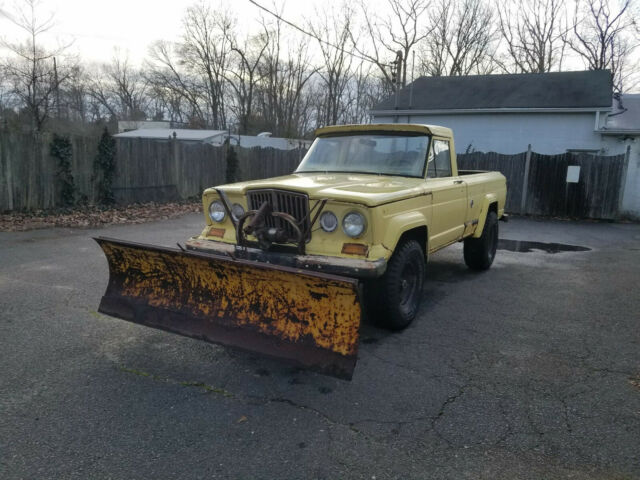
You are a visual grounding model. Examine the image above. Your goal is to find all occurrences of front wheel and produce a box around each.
[464,211,498,271]
[367,239,426,331]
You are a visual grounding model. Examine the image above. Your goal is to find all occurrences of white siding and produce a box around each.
[372,112,627,155]
[373,110,640,218]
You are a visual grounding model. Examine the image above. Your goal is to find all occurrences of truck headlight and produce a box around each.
[231,203,245,221]
[319,211,338,232]
[208,200,226,222]
[342,212,366,238]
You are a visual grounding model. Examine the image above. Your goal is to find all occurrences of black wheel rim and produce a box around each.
[399,262,419,308]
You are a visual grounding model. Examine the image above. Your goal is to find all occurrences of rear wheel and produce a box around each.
[464,211,498,271]
[367,239,426,331]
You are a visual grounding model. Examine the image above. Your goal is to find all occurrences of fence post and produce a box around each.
[520,144,532,214]
[618,144,631,217]
[171,131,180,199]
[1,124,15,211]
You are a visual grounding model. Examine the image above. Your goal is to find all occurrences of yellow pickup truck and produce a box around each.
[95,123,507,378]
[186,124,507,330]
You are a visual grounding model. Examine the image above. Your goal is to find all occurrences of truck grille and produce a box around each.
[247,189,310,241]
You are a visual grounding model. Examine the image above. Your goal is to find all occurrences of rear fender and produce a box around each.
[472,194,498,238]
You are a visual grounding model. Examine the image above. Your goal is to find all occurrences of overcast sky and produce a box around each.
[0,0,316,64]
[0,0,638,90]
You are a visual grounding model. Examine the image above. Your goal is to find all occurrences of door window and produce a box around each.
[427,140,452,178]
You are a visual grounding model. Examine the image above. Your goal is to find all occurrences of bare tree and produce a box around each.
[147,40,207,127]
[180,2,235,129]
[61,64,88,123]
[307,3,355,126]
[421,0,498,76]
[342,63,387,124]
[255,14,316,137]
[0,67,14,117]
[498,0,567,73]
[145,3,236,129]
[349,0,433,88]
[85,65,118,120]
[108,53,149,120]
[145,66,190,124]
[89,51,149,121]
[0,0,75,131]
[225,31,269,133]
[566,0,639,91]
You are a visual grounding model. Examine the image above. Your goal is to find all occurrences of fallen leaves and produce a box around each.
[0,201,202,232]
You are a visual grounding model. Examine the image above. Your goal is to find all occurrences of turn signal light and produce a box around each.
[341,243,368,256]
[208,227,225,238]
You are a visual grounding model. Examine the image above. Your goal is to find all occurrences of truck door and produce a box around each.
[426,139,467,249]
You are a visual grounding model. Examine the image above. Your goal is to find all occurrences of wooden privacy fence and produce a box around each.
[457,149,628,219]
[0,132,306,210]
[0,131,101,211]
[113,138,305,204]
[0,129,629,219]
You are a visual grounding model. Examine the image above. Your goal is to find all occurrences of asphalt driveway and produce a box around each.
[1,215,639,479]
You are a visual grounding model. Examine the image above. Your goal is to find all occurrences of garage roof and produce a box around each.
[372,70,612,113]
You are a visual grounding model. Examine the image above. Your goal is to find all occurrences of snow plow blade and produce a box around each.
[95,237,362,379]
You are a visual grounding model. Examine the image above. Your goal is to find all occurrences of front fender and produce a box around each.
[382,211,429,253]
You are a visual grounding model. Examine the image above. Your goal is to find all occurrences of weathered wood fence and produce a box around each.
[0,132,306,210]
[457,149,628,219]
[0,131,102,211]
[0,129,629,220]
[112,137,305,204]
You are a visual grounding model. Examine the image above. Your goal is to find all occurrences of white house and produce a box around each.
[370,70,640,218]
[601,94,640,218]
[370,70,617,155]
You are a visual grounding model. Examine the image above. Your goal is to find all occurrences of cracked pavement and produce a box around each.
[1,215,639,479]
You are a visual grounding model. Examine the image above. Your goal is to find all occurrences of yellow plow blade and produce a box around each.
[95,237,362,379]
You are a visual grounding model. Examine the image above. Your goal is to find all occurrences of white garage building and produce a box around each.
[370,70,640,218]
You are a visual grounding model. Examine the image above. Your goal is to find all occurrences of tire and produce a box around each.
[366,239,426,331]
[464,211,498,271]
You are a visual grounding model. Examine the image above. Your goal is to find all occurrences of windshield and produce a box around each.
[295,134,430,178]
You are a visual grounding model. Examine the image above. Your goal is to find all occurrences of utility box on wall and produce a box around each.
[566,166,581,183]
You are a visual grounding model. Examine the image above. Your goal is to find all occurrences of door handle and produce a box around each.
[454,180,464,184]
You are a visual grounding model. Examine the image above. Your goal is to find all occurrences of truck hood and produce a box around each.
[208,173,429,207]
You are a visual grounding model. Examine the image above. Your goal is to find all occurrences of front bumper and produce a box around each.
[185,237,387,279]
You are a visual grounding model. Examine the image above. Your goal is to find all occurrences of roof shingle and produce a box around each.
[373,70,612,111]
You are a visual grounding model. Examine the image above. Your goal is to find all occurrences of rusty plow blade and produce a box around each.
[94,237,362,379]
